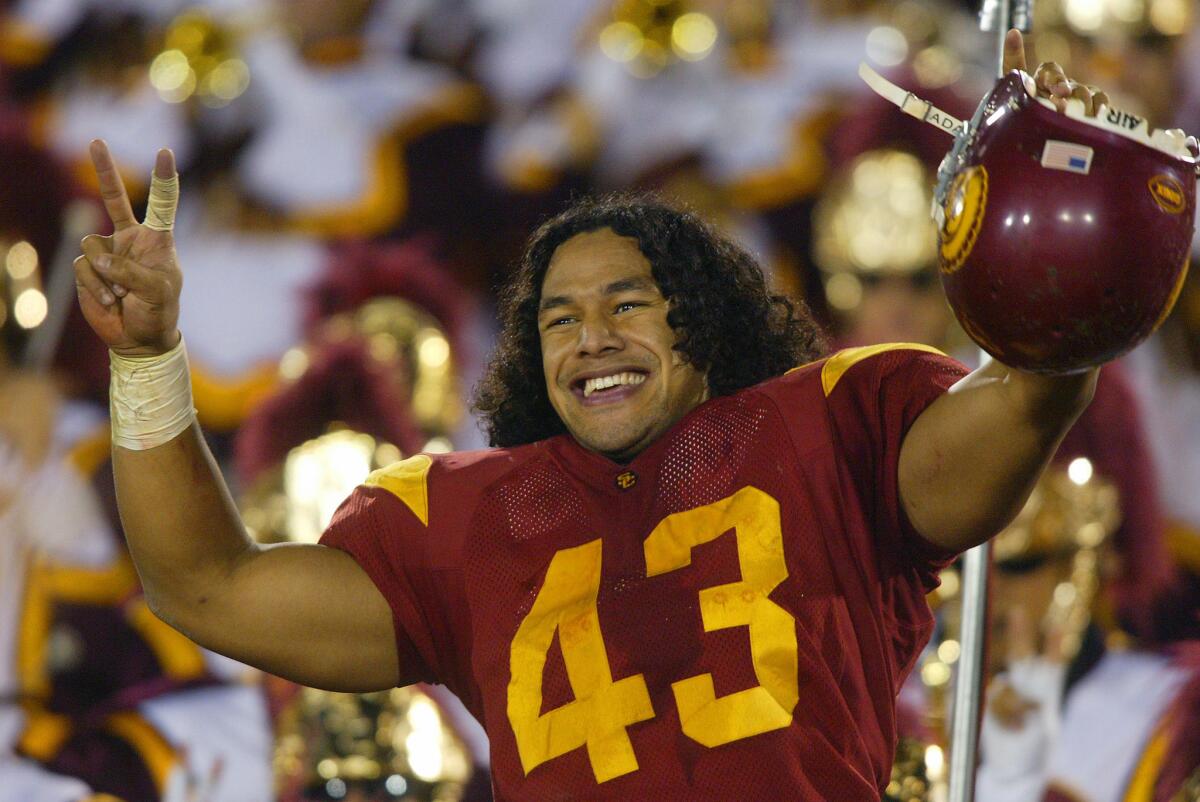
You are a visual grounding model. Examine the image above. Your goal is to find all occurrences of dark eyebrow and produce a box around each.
[602,277,656,295]
[538,276,657,314]
[538,295,572,314]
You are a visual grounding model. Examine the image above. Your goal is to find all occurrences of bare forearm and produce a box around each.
[112,423,400,690]
[112,421,254,620]
[899,360,1098,551]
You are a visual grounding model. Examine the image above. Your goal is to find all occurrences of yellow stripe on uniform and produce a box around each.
[190,361,279,432]
[104,712,179,794]
[19,555,141,698]
[41,556,139,605]
[18,557,53,699]
[0,19,52,66]
[67,424,111,477]
[363,454,433,525]
[16,705,73,761]
[17,412,139,692]
[289,83,485,238]
[125,599,207,680]
[727,115,830,210]
[1166,520,1200,576]
[820,343,946,397]
[1123,719,1172,802]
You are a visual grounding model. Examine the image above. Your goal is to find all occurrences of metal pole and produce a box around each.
[947,2,1036,797]
[22,201,101,371]
[947,540,990,802]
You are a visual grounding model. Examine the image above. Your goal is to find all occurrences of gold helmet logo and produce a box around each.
[939,166,989,275]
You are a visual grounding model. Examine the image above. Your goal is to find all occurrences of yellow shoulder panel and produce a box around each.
[821,343,946,397]
[363,454,433,526]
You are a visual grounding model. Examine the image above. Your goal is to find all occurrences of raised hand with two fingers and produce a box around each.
[73,140,182,358]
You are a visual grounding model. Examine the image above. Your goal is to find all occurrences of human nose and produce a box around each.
[575,310,623,356]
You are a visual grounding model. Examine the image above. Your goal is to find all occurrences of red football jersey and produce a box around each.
[321,344,966,800]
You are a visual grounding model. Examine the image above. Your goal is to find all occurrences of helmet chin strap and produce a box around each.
[857,62,989,228]
[857,64,964,137]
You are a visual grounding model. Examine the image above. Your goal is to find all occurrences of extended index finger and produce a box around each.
[1002,28,1027,75]
[88,139,137,231]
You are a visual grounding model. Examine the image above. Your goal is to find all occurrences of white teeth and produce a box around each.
[582,372,646,398]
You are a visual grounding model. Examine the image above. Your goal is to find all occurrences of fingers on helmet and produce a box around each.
[1035,62,1072,97]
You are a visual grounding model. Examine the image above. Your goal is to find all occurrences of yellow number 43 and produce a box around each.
[506,486,799,783]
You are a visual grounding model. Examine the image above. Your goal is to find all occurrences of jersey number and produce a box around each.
[506,486,799,782]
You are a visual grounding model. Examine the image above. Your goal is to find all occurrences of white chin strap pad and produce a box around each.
[858,63,964,137]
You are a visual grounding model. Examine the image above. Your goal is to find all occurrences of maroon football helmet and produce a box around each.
[933,71,1197,372]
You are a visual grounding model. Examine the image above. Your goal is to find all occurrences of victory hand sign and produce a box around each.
[70,142,399,695]
[73,140,182,357]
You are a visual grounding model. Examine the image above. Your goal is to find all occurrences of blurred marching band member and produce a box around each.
[154,4,487,434]
[0,379,274,802]
[974,433,1200,802]
[299,238,483,450]
[0,129,272,801]
[811,5,1200,632]
[0,326,103,802]
[479,0,866,200]
[228,0,487,241]
[1085,0,1200,627]
[234,274,488,801]
[1128,241,1200,622]
[473,0,915,317]
[0,1,195,202]
[811,147,964,351]
[4,0,497,438]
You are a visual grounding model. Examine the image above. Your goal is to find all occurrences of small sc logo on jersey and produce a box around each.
[615,470,638,490]
[1149,175,1187,214]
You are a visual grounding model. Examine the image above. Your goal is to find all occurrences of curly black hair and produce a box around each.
[473,193,828,448]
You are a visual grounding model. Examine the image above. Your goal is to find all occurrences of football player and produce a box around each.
[74,31,1122,800]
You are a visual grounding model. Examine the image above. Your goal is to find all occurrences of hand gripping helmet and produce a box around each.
[862,65,1198,372]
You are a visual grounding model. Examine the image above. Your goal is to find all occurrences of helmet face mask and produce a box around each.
[931,70,1198,372]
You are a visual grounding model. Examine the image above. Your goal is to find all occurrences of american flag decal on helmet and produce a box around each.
[1041,140,1094,174]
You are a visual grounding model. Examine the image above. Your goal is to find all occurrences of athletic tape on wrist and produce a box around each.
[143,172,179,232]
[110,337,195,450]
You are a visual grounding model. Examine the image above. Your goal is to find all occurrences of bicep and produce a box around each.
[898,362,1093,552]
[897,365,1020,550]
[174,542,400,692]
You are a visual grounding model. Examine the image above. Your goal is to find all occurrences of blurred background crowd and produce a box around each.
[1,0,1199,800]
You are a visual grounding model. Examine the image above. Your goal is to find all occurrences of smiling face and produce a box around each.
[538,228,709,461]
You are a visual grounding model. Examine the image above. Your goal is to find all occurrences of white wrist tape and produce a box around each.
[110,337,196,450]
